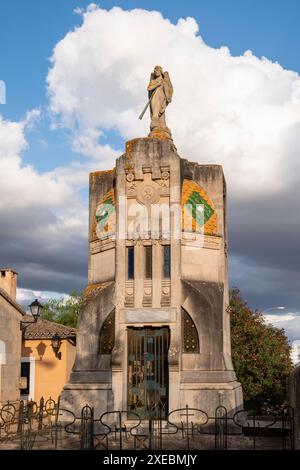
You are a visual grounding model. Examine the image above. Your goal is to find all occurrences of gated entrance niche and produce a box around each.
[127,327,169,419]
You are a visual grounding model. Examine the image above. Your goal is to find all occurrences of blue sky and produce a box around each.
[1,1,300,338]
[1,0,300,172]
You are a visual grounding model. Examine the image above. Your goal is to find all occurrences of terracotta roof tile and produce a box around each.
[23,316,76,340]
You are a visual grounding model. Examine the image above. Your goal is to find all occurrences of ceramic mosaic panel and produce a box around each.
[181,179,217,234]
[95,189,116,239]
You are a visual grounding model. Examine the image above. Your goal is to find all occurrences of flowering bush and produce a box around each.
[229,288,292,411]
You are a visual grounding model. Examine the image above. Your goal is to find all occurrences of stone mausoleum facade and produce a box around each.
[61,136,243,419]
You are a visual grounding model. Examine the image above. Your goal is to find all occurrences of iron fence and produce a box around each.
[0,397,61,449]
[0,399,295,450]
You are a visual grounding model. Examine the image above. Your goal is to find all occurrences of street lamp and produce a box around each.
[20,298,43,332]
[51,333,62,360]
[29,298,43,319]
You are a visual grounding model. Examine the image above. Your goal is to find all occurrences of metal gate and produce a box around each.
[127,327,169,419]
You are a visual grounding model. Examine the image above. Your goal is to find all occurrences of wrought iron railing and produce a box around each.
[0,397,61,449]
[0,399,295,450]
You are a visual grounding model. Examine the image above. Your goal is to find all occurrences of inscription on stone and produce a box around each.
[125,308,171,323]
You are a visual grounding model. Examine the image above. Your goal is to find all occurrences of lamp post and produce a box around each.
[20,298,43,332]
[51,333,62,360]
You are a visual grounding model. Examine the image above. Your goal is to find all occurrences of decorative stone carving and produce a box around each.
[136,180,160,206]
[126,173,134,183]
[157,169,170,196]
[142,280,152,307]
[126,172,136,196]
[142,166,152,174]
[161,171,169,183]
[125,281,134,307]
[161,279,171,307]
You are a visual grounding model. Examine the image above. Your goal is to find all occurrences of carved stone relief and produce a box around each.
[136,180,160,206]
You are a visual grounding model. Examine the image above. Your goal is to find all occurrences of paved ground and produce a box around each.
[0,428,293,450]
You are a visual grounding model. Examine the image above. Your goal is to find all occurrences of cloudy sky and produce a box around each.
[1,1,300,341]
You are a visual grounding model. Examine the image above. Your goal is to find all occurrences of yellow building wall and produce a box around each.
[22,338,76,403]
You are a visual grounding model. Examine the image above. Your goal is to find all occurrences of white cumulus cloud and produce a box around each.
[47,5,300,197]
[264,311,300,342]
[0,112,89,293]
[0,112,79,209]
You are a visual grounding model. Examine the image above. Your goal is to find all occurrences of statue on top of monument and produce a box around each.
[139,65,173,140]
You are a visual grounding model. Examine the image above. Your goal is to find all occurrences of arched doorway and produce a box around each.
[127,327,169,418]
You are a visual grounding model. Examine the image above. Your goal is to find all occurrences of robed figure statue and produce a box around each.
[139,65,173,140]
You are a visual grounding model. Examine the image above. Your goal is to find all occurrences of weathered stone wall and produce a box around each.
[88,170,116,285]
[60,282,115,415]
[0,291,23,403]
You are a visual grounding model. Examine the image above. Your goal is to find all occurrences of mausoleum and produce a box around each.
[61,66,243,419]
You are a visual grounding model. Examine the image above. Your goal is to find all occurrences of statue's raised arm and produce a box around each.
[139,65,173,141]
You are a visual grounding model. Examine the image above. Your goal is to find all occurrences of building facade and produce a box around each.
[21,319,76,403]
[61,137,243,418]
[0,268,24,403]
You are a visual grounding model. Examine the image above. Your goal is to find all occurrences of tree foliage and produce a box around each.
[230,288,292,411]
[41,291,83,328]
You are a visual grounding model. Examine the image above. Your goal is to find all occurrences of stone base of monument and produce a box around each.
[60,383,113,418]
[59,379,243,430]
[149,126,172,141]
[179,380,244,419]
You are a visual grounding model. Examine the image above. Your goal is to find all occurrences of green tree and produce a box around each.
[230,288,292,411]
[41,290,83,328]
